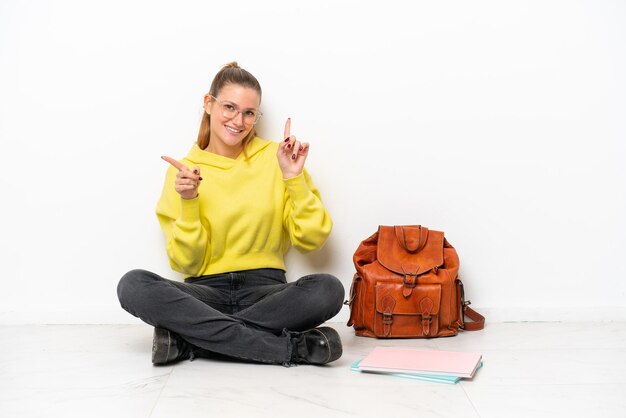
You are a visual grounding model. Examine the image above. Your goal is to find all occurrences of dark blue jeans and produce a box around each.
[117,268,344,364]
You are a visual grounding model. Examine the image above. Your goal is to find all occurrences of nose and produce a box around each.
[232,110,245,127]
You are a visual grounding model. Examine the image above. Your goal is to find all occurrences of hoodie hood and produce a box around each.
[184,136,273,170]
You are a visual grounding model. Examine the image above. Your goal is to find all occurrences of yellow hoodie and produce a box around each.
[156,137,333,277]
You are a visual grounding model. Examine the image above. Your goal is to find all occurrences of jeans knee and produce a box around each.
[324,274,345,314]
[301,274,345,316]
[117,269,151,307]
[321,274,345,303]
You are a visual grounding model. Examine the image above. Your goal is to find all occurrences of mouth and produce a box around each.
[224,125,244,135]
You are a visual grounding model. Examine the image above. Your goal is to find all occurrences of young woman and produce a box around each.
[117,62,344,366]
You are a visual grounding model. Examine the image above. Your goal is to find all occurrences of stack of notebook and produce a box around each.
[352,346,483,384]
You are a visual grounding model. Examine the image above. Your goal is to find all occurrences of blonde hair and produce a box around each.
[197,62,262,157]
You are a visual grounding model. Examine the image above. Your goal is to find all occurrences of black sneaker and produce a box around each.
[152,327,192,365]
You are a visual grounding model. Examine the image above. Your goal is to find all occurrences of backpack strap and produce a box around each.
[462,304,485,331]
[457,279,485,331]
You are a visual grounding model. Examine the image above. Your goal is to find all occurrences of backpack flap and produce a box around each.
[377,225,445,296]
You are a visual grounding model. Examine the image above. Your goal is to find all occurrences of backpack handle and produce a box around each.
[394,225,429,253]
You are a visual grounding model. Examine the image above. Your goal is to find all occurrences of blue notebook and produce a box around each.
[351,359,483,385]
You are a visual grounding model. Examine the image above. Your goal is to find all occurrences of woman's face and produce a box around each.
[205,83,261,154]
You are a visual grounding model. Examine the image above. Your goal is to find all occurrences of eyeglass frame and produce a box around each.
[209,95,263,125]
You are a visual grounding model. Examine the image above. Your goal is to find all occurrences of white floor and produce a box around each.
[2,322,626,418]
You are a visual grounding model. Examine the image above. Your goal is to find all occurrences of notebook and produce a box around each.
[351,360,462,384]
[358,347,483,378]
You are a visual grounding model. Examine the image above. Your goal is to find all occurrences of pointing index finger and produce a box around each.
[283,118,291,140]
[161,155,187,172]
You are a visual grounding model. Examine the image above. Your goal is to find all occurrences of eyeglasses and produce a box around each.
[210,95,263,125]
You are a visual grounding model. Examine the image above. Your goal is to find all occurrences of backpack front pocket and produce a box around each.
[374,282,441,338]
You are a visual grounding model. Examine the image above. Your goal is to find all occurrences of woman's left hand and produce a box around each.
[277,118,309,179]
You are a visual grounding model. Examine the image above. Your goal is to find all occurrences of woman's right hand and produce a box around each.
[161,156,202,199]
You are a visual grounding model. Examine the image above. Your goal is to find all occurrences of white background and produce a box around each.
[0,0,624,324]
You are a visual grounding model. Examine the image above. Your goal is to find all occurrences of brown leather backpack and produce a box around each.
[346,225,484,338]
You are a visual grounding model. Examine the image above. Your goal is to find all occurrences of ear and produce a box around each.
[203,94,212,114]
